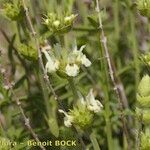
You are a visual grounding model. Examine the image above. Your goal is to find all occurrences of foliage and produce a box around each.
[0,0,150,150]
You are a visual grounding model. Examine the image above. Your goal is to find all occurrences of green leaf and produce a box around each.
[87,16,98,28]
[90,132,101,150]
[46,96,59,137]
[48,118,59,138]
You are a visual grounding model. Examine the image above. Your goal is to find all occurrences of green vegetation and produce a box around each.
[0,0,150,150]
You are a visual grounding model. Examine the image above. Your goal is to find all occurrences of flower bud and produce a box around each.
[43,13,77,34]
[64,14,77,24]
[44,19,50,25]
[53,20,60,28]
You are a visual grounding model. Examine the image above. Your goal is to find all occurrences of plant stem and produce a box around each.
[68,77,79,101]
[102,49,113,150]
[95,1,113,149]
[90,132,101,150]
[96,0,131,149]
[128,1,140,89]
[3,82,46,150]
[114,0,120,41]
[21,0,62,108]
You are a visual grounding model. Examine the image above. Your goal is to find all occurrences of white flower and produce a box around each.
[43,50,59,73]
[71,45,91,67]
[45,60,59,73]
[80,54,91,67]
[58,109,74,127]
[65,64,79,77]
[86,89,103,113]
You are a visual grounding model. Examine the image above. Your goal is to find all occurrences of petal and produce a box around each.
[64,116,73,127]
[86,89,96,104]
[65,64,79,77]
[86,89,103,113]
[46,60,59,73]
[43,50,52,62]
[58,109,67,116]
[81,55,91,67]
[58,109,73,127]
[79,45,86,52]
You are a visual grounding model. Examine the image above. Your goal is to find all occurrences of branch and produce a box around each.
[95,0,131,149]
[21,0,63,109]
[0,68,46,150]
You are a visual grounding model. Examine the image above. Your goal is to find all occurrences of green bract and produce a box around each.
[137,95,150,108]
[137,75,150,97]
[136,75,150,125]
[18,43,38,61]
[69,106,94,129]
[141,131,150,150]
[3,2,23,21]
[136,108,150,125]
[137,75,150,108]
[59,89,103,129]
[43,13,77,34]
[137,0,150,18]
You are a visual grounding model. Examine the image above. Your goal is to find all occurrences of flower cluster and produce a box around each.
[136,75,150,149]
[136,75,150,124]
[3,1,23,21]
[59,89,103,128]
[137,0,150,18]
[42,44,91,77]
[137,75,150,106]
[43,13,77,34]
[18,43,38,61]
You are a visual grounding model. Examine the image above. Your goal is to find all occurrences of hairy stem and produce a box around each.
[68,77,79,101]
[1,69,45,150]
[96,0,131,149]
[21,0,63,109]
[128,1,140,89]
